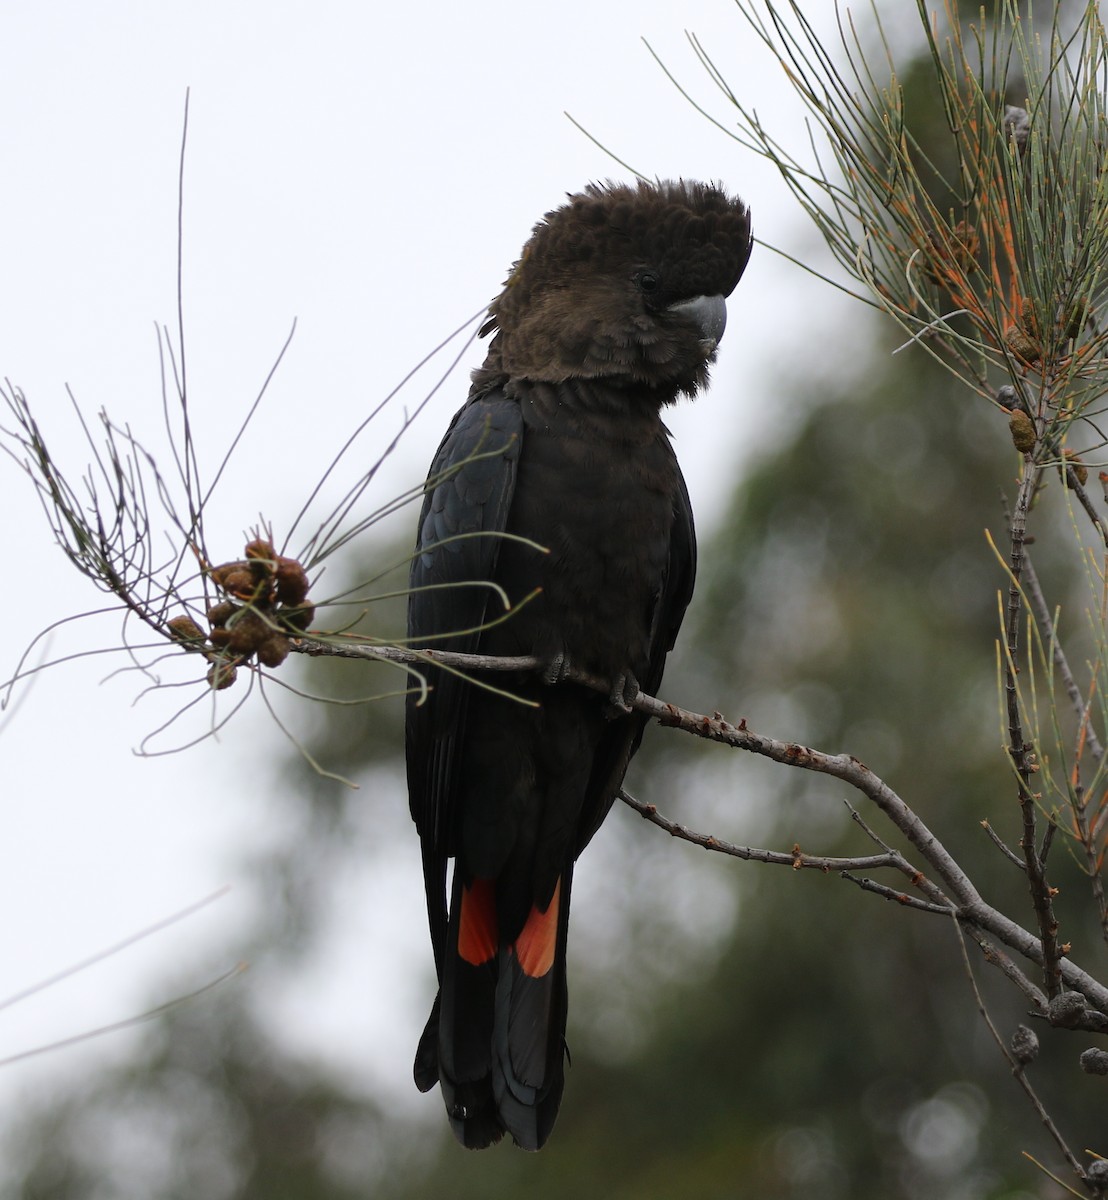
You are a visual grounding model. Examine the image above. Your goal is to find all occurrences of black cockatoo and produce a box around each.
[406,179,752,1150]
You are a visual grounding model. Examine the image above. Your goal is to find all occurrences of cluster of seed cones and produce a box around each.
[1005,296,1087,367]
[167,539,315,690]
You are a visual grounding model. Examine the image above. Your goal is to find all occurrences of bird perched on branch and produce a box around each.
[406,179,752,1149]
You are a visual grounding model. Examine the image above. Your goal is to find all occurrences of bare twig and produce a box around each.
[619,786,931,880]
[0,962,246,1070]
[949,913,1087,1186]
[1064,466,1108,549]
[959,924,1049,1013]
[981,819,1028,870]
[1003,467,1065,998]
[1022,549,1104,764]
[0,888,231,1014]
[838,873,955,914]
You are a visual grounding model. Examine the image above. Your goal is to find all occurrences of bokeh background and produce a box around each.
[0,3,1101,1197]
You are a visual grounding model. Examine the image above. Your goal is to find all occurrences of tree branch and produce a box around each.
[1004,467,1065,999]
[298,636,1108,1014]
[619,786,935,883]
[949,914,1086,1186]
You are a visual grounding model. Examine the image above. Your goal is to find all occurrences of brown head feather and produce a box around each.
[477,179,752,398]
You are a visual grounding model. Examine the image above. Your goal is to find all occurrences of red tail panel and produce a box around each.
[512,877,561,978]
[457,878,497,966]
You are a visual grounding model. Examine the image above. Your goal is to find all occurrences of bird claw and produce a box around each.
[539,657,639,716]
[541,652,571,686]
[605,671,640,718]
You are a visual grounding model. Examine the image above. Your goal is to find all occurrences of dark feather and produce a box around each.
[406,179,751,1149]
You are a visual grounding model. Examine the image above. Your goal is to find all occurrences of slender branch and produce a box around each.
[621,787,958,916]
[949,914,1087,1186]
[1064,465,1108,549]
[981,819,1029,870]
[619,786,932,880]
[1004,466,1065,998]
[0,887,230,1014]
[304,637,1108,1014]
[295,635,543,674]
[1022,549,1104,763]
[959,924,1049,1013]
[0,962,246,1070]
[1023,530,1108,945]
[838,873,955,914]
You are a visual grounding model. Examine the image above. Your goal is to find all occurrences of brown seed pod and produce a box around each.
[1019,297,1040,338]
[210,562,258,597]
[167,615,205,642]
[1005,324,1040,364]
[207,601,238,628]
[1008,409,1036,453]
[207,661,239,690]
[209,561,242,588]
[920,221,978,284]
[209,627,233,648]
[244,548,279,604]
[257,634,291,668]
[227,568,259,597]
[244,538,276,562]
[948,220,979,271]
[1009,1024,1039,1066]
[274,558,310,606]
[1062,449,1088,486]
[1004,105,1030,153]
[281,603,316,632]
[249,561,274,587]
[1047,990,1089,1029]
[1061,299,1088,342]
[226,609,270,655]
[246,543,276,585]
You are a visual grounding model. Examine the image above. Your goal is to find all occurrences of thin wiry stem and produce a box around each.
[0,963,246,1071]
[949,913,1088,1187]
[0,888,231,1014]
[1002,467,1065,998]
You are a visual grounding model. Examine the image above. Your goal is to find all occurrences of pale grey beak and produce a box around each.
[667,293,728,350]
